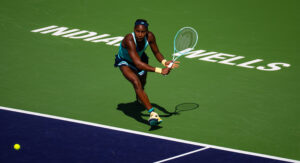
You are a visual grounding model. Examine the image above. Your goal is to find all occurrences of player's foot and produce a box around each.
[148,112,162,126]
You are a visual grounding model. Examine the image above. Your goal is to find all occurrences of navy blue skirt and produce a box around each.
[114,53,149,76]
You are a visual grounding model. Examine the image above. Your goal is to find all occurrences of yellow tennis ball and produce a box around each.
[14,144,21,150]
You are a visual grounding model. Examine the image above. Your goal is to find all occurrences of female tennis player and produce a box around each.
[114,19,179,126]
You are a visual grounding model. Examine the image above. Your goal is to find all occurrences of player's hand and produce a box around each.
[165,61,180,69]
[161,68,171,75]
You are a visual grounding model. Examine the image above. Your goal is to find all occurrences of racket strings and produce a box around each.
[175,28,197,52]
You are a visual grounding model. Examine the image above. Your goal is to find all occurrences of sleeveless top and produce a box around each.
[117,32,149,63]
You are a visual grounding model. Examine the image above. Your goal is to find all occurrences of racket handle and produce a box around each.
[168,62,174,68]
[164,61,174,77]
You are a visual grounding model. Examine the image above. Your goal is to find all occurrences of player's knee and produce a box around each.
[131,79,142,89]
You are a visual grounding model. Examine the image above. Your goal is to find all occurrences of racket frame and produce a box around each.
[168,27,198,68]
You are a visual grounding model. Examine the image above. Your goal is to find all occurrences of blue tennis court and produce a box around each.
[0,107,296,163]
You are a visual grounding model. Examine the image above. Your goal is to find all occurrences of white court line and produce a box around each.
[0,106,299,163]
[154,147,210,163]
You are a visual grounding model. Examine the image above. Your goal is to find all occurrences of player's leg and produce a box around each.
[136,72,147,103]
[139,53,149,90]
[136,53,148,103]
[139,72,147,90]
[119,65,153,111]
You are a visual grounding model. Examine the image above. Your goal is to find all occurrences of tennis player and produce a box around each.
[114,19,179,126]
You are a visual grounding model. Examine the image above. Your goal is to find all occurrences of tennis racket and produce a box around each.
[168,27,198,68]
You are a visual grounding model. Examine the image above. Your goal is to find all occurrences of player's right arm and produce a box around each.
[147,32,179,69]
[124,35,170,75]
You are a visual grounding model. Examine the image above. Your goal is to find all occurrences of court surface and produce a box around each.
[0,0,299,162]
[0,106,296,163]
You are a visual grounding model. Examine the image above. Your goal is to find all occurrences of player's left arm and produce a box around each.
[148,32,179,68]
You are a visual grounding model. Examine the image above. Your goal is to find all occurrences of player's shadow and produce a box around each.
[116,102,199,131]
[116,101,173,131]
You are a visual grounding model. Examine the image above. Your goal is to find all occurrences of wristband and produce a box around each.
[155,67,162,74]
[161,59,167,66]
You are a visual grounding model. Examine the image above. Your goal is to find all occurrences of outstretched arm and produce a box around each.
[148,32,179,68]
[148,32,165,63]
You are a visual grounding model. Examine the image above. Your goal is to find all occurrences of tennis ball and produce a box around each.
[14,144,21,150]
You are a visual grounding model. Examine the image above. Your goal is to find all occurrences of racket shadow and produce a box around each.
[172,103,199,115]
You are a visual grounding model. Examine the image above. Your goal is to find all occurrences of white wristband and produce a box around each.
[155,67,162,74]
[161,59,167,66]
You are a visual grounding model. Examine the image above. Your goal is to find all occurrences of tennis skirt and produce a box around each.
[114,53,149,76]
